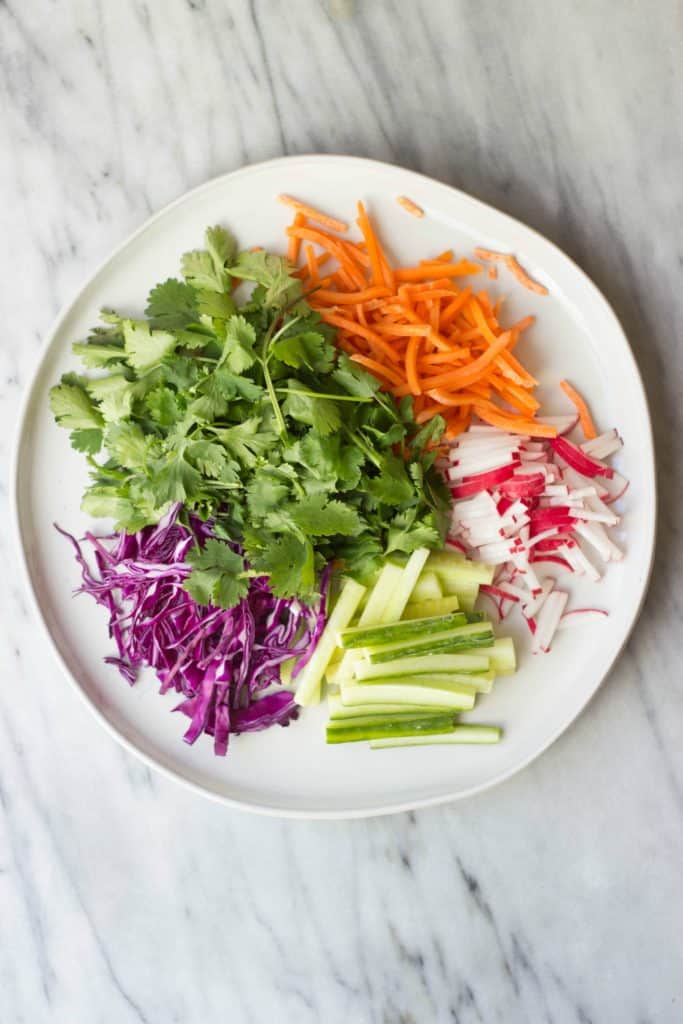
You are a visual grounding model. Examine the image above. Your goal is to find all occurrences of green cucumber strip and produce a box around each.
[326,714,456,745]
[381,547,431,622]
[294,577,366,707]
[451,585,478,612]
[355,652,490,679]
[339,611,467,649]
[403,595,460,620]
[489,637,517,674]
[370,725,502,748]
[367,622,494,664]
[334,561,406,683]
[328,694,449,720]
[465,611,486,623]
[410,570,443,602]
[349,670,495,694]
[340,681,477,710]
[426,551,495,586]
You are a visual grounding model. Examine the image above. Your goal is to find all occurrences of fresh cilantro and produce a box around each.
[145,279,198,330]
[52,225,451,606]
[184,538,247,608]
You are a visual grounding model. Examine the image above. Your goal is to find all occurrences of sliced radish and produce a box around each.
[532,590,569,653]
[558,608,609,628]
[550,437,614,479]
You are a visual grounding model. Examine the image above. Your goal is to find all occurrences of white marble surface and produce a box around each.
[1,1,682,1021]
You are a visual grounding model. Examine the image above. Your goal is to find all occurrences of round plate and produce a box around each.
[12,155,655,818]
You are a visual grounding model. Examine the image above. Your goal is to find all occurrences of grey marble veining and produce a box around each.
[1,1,682,1022]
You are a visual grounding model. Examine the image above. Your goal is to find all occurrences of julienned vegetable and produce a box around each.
[58,505,329,755]
[49,225,451,609]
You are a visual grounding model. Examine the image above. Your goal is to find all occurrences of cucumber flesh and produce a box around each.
[370,725,502,748]
[340,611,467,649]
[294,577,366,707]
[426,551,495,586]
[328,694,451,720]
[340,681,477,711]
[326,714,456,744]
[381,547,431,622]
[367,622,494,664]
[334,561,416,684]
[410,570,443,602]
[348,670,495,694]
[403,596,460,619]
[489,637,517,675]
[355,652,490,680]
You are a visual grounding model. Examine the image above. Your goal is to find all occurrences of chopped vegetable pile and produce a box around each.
[49,196,628,758]
[58,505,328,754]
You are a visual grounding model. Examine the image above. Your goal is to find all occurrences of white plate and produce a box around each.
[12,155,655,818]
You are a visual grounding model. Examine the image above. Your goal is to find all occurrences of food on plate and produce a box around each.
[48,197,627,756]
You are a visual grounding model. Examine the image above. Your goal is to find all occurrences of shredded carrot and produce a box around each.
[488,266,498,280]
[397,195,424,218]
[505,255,548,296]
[560,380,598,439]
[249,245,263,252]
[287,212,306,264]
[277,197,555,438]
[278,194,348,233]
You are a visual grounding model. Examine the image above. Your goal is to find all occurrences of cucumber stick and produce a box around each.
[347,670,495,694]
[326,714,456,744]
[410,570,443,602]
[355,653,490,679]
[334,562,405,683]
[426,551,495,586]
[340,681,477,710]
[294,578,366,706]
[381,547,431,622]
[403,595,460,619]
[328,694,451,720]
[340,611,467,649]
[367,622,494,664]
[489,637,517,674]
[370,725,501,748]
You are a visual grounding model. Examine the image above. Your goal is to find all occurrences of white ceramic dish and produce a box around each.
[12,155,655,818]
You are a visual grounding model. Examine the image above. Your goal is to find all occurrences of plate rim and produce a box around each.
[10,153,657,819]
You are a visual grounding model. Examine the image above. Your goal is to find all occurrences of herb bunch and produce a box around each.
[50,227,450,606]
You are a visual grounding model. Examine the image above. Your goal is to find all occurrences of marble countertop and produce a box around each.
[1,2,682,1021]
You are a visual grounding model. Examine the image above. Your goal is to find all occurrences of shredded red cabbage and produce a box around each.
[56,505,330,756]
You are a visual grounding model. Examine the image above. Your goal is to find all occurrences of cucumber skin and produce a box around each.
[370,725,502,748]
[326,714,456,744]
[340,611,467,650]
[368,629,494,664]
[356,652,490,680]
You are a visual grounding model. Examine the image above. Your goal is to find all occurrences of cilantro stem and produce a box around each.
[343,426,383,469]
[259,316,290,438]
[274,387,373,403]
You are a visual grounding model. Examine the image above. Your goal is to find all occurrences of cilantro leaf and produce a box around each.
[219,315,257,373]
[386,509,442,554]
[229,250,301,308]
[271,331,334,373]
[246,471,291,517]
[332,354,381,398]
[282,388,341,436]
[71,341,125,368]
[250,536,315,598]
[50,375,104,430]
[152,448,204,503]
[206,226,237,273]
[145,278,198,330]
[87,374,134,422]
[69,428,103,454]
[145,387,181,426]
[217,417,277,468]
[289,494,361,537]
[184,538,247,609]
[196,290,236,320]
[123,320,177,371]
[366,454,415,505]
[104,422,151,471]
[411,414,446,451]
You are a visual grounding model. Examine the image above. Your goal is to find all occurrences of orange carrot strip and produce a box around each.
[278,194,348,233]
[356,201,384,287]
[415,401,445,424]
[560,380,598,439]
[287,212,305,264]
[397,195,424,218]
[505,255,548,295]
[474,247,507,262]
[488,266,498,280]
[405,335,422,395]
[249,245,263,252]
[394,261,482,283]
[468,296,499,346]
[445,414,471,440]
[497,349,538,387]
[426,389,479,406]
[473,402,557,437]
[305,243,319,284]
[293,250,331,279]
[287,225,366,288]
[310,286,391,305]
[350,354,405,388]
[320,313,402,364]
[420,250,454,265]
[416,331,513,391]
[439,287,473,328]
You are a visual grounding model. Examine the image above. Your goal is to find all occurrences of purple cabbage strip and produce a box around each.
[56,505,329,756]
